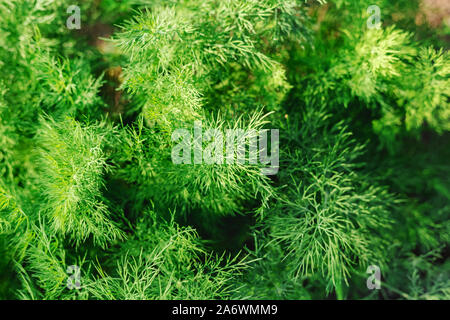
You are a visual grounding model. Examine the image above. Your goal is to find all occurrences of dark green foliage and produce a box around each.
[84,210,249,299]
[0,0,448,300]
[267,109,396,293]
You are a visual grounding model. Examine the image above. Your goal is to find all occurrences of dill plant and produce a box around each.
[0,0,448,301]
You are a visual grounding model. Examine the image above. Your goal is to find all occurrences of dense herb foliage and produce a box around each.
[0,0,448,300]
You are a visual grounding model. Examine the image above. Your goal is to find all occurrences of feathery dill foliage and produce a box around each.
[34,52,105,119]
[292,0,450,150]
[112,111,274,218]
[37,117,125,247]
[112,0,317,125]
[85,210,249,300]
[267,108,396,295]
[0,0,448,300]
